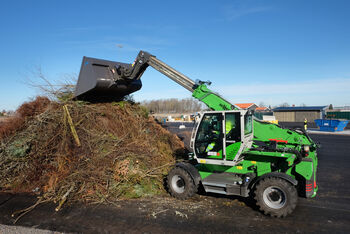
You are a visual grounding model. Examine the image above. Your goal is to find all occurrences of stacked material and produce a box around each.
[0,97,184,209]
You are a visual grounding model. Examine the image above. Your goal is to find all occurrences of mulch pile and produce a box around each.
[0,97,184,212]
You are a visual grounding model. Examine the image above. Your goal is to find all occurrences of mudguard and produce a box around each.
[250,172,298,189]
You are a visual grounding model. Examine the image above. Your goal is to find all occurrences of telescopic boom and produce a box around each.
[74,51,238,110]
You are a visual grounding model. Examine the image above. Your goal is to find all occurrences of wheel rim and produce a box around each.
[171,175,185,193]
[263,186,286,209]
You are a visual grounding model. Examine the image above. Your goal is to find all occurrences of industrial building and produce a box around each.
[273,106,327,122]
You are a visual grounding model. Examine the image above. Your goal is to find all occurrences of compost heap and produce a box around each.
[0,97,184,208]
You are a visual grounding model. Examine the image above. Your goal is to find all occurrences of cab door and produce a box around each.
[194,113,224,159]
[224,112,242,161]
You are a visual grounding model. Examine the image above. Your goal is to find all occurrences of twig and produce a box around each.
[12,197,49,224]
[55,184,74,211]
[63,105,81,147]
[151,209,168,218]
[145,162,173,175]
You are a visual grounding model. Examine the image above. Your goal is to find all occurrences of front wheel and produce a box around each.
[254,177,298,217]
[167,167,197,200]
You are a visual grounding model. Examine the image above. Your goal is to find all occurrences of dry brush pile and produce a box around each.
[0,97,184,213]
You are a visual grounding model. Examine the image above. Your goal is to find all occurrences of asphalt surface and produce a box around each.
[0,122,349,233]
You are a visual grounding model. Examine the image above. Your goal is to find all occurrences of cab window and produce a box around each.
[195,113,223,158]
[244,114,253,135]
[225,113,241,142]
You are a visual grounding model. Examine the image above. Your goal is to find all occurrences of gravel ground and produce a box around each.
[0,224,64,234]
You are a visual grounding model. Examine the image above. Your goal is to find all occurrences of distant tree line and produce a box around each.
[141,100,328,113]
[277,102,307,108]
[141,98,205,113]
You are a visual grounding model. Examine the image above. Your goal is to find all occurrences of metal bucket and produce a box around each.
[74,56,142,101]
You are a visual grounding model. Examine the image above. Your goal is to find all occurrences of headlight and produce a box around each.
[303,145,310,152]
[303,145,310,157]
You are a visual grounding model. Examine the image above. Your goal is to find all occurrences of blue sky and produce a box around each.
[0,0,349,110]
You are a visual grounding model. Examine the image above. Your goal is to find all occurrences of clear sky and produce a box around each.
[0,0,349,110]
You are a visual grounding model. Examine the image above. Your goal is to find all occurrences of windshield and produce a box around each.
[195,113,223,158]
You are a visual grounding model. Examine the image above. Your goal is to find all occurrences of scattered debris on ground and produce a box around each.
[0,97,185,219]
[175,210,188,219]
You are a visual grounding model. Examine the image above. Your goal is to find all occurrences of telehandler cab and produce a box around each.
[74,51,318,217]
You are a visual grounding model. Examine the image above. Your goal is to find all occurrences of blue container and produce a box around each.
[314,119,349,132]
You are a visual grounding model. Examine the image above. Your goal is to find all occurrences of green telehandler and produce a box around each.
[74,51,318,217]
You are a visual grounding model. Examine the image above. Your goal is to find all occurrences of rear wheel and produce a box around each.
[167,167,197,200]
[254,177,298,217]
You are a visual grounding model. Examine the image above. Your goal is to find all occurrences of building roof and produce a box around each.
[235,103,256,109]
[255,106,269,111]
[273,106,327,112]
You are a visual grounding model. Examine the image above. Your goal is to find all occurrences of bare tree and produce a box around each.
[141,98,205,113]
[258,101,266,107]
[279,102,290,107]
[22,66,77,101]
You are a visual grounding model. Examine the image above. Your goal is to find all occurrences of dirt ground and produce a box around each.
[0,124,349,233]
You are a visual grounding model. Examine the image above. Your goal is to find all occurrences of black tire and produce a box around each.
[167,167,197,200]
[254,177,298,218]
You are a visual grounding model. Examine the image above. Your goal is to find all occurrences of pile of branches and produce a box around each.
[0,97,184,212]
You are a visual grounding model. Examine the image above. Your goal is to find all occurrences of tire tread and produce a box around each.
[166,167,197,200]
[254,177,298,218]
